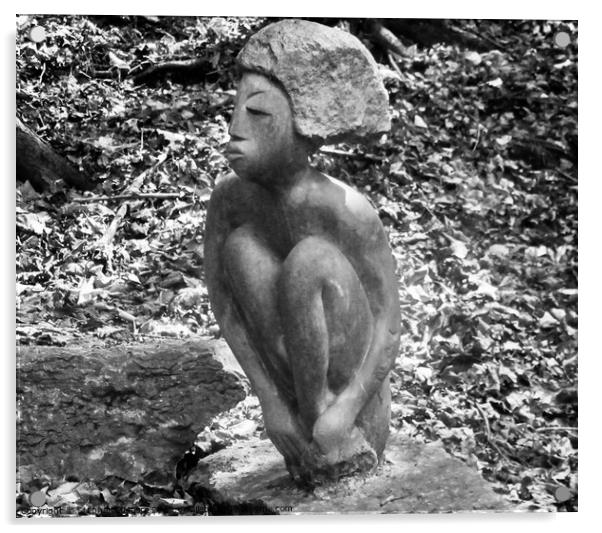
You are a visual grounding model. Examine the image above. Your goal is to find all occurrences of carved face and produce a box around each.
[225,72,309,186]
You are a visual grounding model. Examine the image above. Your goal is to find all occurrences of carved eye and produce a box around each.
[247,107,270,117]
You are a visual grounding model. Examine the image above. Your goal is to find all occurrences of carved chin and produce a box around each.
[228,160,270,184]
[227,158,251,179]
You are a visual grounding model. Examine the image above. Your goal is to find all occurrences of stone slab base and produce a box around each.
[188,432,510,514]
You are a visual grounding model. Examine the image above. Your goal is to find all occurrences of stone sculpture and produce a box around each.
[205,19,401,485]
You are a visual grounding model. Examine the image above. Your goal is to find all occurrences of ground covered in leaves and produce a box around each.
[16,15,577,515]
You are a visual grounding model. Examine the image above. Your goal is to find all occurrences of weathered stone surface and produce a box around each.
[17,338,246,487]
[237,19,390,144]
[187,432,510,514]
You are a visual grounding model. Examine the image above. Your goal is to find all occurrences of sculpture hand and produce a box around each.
[263,400,309,463]
[311,400,356,460]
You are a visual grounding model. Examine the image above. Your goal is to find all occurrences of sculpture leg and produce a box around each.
[222,224,293,395]
[222,224,314,472]
[223,230,391,483]
[278,236,375,437]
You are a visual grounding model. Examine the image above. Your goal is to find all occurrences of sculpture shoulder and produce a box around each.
[210,172,243,202]
[309,173,384,238]
[208,172,261,220]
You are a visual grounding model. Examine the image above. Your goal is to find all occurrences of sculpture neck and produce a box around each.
[262,164,312,196]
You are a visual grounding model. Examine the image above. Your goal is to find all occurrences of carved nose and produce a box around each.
[228,118,246,140]
[228,108,248,141]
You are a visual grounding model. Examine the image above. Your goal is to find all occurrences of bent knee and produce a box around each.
[280,237,356,297]
[282,237,344,280]
[224,224,253,254]
[223,225,281,285]
[222,224,265,267]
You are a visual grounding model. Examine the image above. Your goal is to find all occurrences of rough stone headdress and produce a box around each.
[237,19,391,146]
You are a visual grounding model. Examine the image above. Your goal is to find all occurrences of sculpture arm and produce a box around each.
[320,216,401,430]
[345,251,400,417]
[213,298,311,461]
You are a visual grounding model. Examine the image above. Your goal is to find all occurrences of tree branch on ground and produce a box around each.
[16,116,93,192]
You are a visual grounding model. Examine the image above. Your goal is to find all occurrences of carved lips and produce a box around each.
[224,144,244,162]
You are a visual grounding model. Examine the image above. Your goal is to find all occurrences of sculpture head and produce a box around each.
[225,19,391,185]
[225,71,313,186]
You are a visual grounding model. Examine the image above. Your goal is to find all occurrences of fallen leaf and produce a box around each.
[414,115,428,128]
[17,212,50,235]
[450,239,468,259]
[127,272,141,284]
[159,498,190,508]
[465,51,482,65]
[415,366,433,383]
[101,488,115,506]
[487,244,510,258]
[48,482,80,497]
[495,135,512,147]
[539,312,558,328]
[487,77,503,88]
